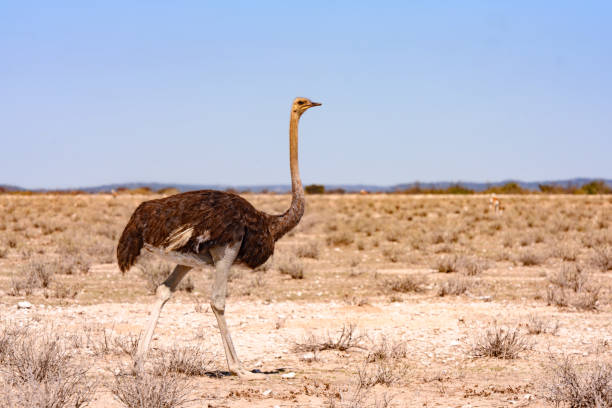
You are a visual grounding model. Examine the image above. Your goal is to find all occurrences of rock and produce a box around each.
[302,352,316,361]
[281,372,296,379]
[262,389,272,397]
[17,301,32,309]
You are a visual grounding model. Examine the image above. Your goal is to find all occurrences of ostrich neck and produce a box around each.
[270,111,305,241]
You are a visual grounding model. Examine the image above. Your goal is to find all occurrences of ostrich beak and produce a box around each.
[310,102,322,107]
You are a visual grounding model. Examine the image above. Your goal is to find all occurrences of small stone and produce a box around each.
[302,352,316,361]
[281,372,296,379]
[524,394,533,400]
[262,389,272,397]
[450,340,461,346]
[17,301,32,309]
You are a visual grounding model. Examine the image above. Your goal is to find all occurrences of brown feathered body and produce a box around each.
[117,190,300,272]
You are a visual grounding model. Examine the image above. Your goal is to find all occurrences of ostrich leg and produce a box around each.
[135,264,191,365]
[210,243,265,380]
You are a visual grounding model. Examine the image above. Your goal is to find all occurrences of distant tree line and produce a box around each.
[2,180,610,195]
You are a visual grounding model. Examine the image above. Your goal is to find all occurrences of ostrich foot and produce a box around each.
[232,367,266,380]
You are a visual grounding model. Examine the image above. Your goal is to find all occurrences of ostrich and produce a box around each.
[116,97,321,379]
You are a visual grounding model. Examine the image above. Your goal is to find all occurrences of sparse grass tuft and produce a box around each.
[277,258,305,279]
[293,323,366,353]
[111,369,192,408]
[524,314,559,335]
[591,246,612,272]
[296,241,320,259]
[380,275,427,293]
[543,356,612,408]
[152,345,215,376]
[470,327,530,359]
[437,276,473,297]
[433,255,458,273]
[518,250,545,266]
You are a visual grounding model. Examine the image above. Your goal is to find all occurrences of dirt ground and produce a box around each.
[0,193,610,407]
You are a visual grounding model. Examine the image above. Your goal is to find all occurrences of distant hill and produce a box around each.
[2,178,610,193]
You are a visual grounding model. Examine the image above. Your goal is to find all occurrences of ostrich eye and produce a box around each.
[297,101,304,105]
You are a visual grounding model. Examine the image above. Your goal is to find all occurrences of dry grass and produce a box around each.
[151,344,215,376]
[437,276,474,297]
[380,275,427,294]
[543,356,612,407]
[277,258,305,279]
[0,326,96,408]
[110,369,192,408]
[470,327,531,359]
[524,314,560,335]
[547,264,601,310]
[293,323,366,353]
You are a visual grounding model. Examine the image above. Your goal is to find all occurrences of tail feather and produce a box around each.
[117,218,143,273]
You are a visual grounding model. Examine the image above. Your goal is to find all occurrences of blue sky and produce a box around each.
[1,1,611,189]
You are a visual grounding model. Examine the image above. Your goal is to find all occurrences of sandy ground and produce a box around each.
[2,262,611,407]
[0,194,610,407]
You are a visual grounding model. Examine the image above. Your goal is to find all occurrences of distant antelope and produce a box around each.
[489,194,503,214]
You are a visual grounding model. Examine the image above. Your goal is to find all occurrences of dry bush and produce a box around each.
[296,241,320,259]
[9,260,55,296]
[277,258,304,279]
[326,231,354,247]
[0,328,96,408]
[2,373,95,408]
[549,264,588,292]
[366,336,407,363]
[470,327,530,359]
[432,255,458,273]
[547,264,600,311]
[357,359,403,387]
[437,276,473,297]
[524,314,559,335]
[543,356,612,408]
[381,246,403,263]
[380,275,426,294]
[518,250,545,266]
[458,257,489,276]
[111,369,192,408]
[151,345,215,376]
[553,244,580,262]
[293,323,366,353]
[591,246,612,272]
[2,332,69,383]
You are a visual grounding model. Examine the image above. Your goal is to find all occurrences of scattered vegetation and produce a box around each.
[543,356,612,407]
[111,369,192,408]
[293,323,366,353]
[470,327,530,359]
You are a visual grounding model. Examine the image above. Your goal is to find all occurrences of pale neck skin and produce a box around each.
[269,109,305,241]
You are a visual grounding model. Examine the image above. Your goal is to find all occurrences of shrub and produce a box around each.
[293,323,365,353]
[111,369,192,408]
[152,345,215,376]
[518,250,545,266]
[305,184,325,194]
[591,246,612,271]
[295,241,320,259]
[470,327,530,359]
[381,275,426,293]
[543,357,612,407]
[433,255,458,273]
[277,258,304,279]
[437,276,473,297]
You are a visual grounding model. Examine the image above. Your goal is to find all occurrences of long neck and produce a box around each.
[270,111,305,241]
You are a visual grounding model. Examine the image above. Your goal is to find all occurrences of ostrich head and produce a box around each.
[292,97,321,116]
